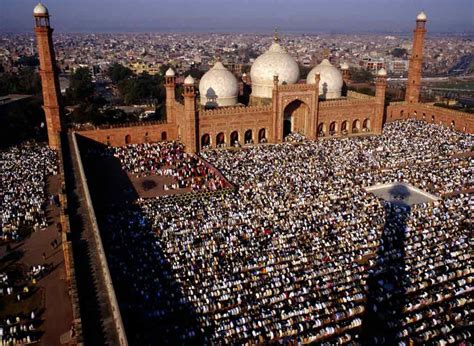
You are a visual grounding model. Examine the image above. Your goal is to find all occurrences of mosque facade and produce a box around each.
[33,4,474,152]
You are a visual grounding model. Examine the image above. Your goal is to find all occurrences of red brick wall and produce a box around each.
[75,123,178,147]
[386,103,474,133]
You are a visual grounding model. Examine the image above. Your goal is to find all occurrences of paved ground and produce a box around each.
[0,175,73,345]
[366,182,439,207]
[129,174,192,198]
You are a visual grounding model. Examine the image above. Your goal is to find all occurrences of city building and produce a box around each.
[34,4,473,154]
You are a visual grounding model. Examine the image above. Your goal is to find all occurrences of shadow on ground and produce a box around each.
[361,184,411,344]
[76,135,204,345]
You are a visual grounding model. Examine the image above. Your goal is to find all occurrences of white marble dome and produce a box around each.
[377,68,387,76]
[184,75,195,85]
[307,59,344,99]
[199,61,239,107]
[165,68,175,77]
[417,11,427,21]
[34,2,48,15]
[250,40,299,99]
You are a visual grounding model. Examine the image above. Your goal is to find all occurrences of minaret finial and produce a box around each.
[273,28,279,43]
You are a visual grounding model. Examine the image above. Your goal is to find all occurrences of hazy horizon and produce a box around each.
[1,0,473,34]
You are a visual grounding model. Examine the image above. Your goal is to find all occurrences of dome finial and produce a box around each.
[273,28,280,43]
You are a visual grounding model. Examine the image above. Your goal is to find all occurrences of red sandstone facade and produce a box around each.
[36,8,472,152]
[34,9,62,149]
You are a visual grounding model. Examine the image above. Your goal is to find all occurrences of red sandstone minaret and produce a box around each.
[405,12,427,104]
[164,67,176,124]
[34,2,62,149]
[375,68,388,133]
[182,75,197,153]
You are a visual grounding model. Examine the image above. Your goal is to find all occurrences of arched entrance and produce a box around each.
[341,121,349,135]
[161,131,167,141]
[201,133,210,148]
[352,120,361,133]
[230,131,239,146]
[283,100,309,139]
[216,132,225,146]
[258,128,266,143]
[125,134,131,144]
[244,130,253,144]
[318,123,326,137]
[363,119,370,131]
[329,121,337,136]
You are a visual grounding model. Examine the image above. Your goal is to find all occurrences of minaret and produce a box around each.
[405,12,427,104]
[340,62,351,82]
[375,68,388,133]
[272,74,280,142]
[310,73,320,139]
[33,2,62,149]
[164,67,176,124]
[182,75,197,153]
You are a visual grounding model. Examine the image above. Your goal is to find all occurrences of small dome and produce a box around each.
[377,68,387,76]
[165,68,175,77]
[250,38,299,98]
[184,75,195,85]
[199,61,239,107]
[34,2,48,15]
[417,11,427,21]
[340,62,349,70]
[307,59,344,99]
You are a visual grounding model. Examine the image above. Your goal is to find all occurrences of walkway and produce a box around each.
[0,175,73,345]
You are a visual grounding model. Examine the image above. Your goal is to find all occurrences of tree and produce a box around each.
[350,67,374,83]
[66,67,94,104]
[0,97,46,148]
[117,72,165,105]
[183,67,204,79]
[0,68,42,96]
[107,63,133,84]
[391,48,408,58]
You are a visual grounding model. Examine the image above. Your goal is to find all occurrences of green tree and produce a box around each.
[107,63,133,84]
[0,97,46,148]
[66,67,94,104]
[391,48,408,58]
[349,67,374,83]
[0,68,42,96]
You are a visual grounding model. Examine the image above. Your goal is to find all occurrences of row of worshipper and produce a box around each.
[0,142,58,241]
[104,141,228,192]
[94,120,471,344]
[1,268,42,345]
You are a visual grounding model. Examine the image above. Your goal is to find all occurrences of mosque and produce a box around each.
[33,3,473,152]
[164,30,387,152]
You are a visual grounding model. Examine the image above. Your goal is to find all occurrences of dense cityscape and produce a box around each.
[0,1,473,345]
[1,32,473,77]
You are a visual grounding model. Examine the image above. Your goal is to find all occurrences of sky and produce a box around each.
[0,0,473,33]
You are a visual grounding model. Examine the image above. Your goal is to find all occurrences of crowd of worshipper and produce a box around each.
[0,266,45,345]
[94,120,472,344]
[103,141,230,192]
[0,142,58,241]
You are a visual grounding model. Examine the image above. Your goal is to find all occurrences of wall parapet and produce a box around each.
[419,104,474,118]
[347,91,376,100]
[388,101,406,106]
[72,120,167,132]
[71,132,128,346]
[319,97,376,108]
[201,105,272,117]
[276,83,318,92]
